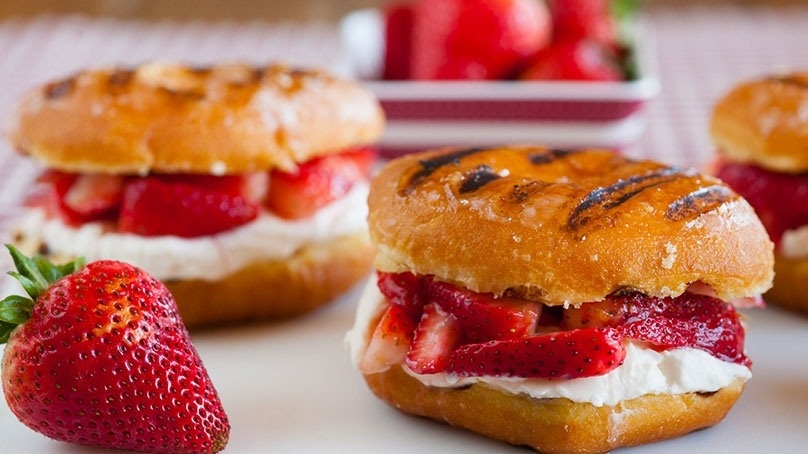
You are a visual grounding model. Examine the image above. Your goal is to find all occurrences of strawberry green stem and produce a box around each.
[0,244,85,343]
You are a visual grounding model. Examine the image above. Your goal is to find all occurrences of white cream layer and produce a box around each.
[345,280,752,407]
[11,183,369,282]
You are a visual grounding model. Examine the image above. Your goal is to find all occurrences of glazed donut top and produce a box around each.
[711,73,808,173]
[368,145,774,305]
[6,62,385,175]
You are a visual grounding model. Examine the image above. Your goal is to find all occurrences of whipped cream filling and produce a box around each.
[780,224,808,259]
[345,280,752,407]
[10,183,369,282]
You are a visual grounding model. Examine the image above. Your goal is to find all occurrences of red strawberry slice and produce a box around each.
[446,327,626,379]
[118,178,259,238]
[62,174,126,218]
[154,173,267,202]
[427,279,540,342]
[377,271,426,318]
[406,303,462,374]
[520,38,623,81]
[25,171,77,222]
[266,147,377,220]
[383,3,415,80]
[614,292,750,366]
[27,171,125,225]
[361,303,420,372]
[715,160,808,246]
[411,0,552,80]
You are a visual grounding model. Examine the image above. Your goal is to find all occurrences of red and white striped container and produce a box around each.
[341,9,660,157]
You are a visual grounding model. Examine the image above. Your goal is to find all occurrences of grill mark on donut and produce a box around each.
[506,180,551,203]
[771,75,808,89]
[666,185,738,222]
[106,69,134,93]
[188,66,213,76]
[459,165,501,193]
[568,167,684,230]
[401,147,490,195]
[158,86,206,100]
[528,148,578,165]
[44,77,76,100]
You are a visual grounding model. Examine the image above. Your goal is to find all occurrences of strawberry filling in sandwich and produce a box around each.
[5,62,386,328]
[347,145,773,453]
[351,273,757,406]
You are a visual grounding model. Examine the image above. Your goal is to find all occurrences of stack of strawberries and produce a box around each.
[383,0,635,82]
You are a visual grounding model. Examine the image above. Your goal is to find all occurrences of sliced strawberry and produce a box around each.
[715,160,808,246]
[26,171,125,225]
[25,171,76,221]
[446,327,626,379]
[118,178,259,238]
[613,292,750,366]
[383,3,415,80]
[411,0,552,80]
[427,279,540,342]
[266,147,377,220]
[406,303,462,374]
[32,170,77,199]
[377,271,426,318]
[520,38,623,81]
[62,174,125,219]
[151,173,267,202]
[360,304,420,373]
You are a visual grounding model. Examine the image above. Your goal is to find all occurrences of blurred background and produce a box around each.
[1,0,807,20]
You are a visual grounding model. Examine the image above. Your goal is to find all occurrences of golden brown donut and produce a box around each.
[365,365,745,454]
[368,145,773,305]
[710,73,808,173]
[6,62,385,175]
[350,145,773,453]
[710,73,808,313]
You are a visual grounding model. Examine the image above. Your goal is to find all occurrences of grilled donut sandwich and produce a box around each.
[346,145,773,453]
[5,61,385,328]
[710,72,808,314]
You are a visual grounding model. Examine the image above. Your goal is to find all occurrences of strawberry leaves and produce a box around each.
[0,244,85,342]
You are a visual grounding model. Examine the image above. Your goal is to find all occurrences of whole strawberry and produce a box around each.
[411,0,552,80]
[0,245,229,453]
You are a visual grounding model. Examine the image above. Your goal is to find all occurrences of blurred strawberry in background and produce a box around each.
[550,0,617,48]
[409,0,553,80]
[380,0,638,82]
[383,3,415,79]
[520,38,623,81]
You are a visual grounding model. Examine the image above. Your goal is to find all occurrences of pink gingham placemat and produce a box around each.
[2,4,808,267]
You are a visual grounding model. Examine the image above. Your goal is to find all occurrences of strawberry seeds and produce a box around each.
[371,272,750,380]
